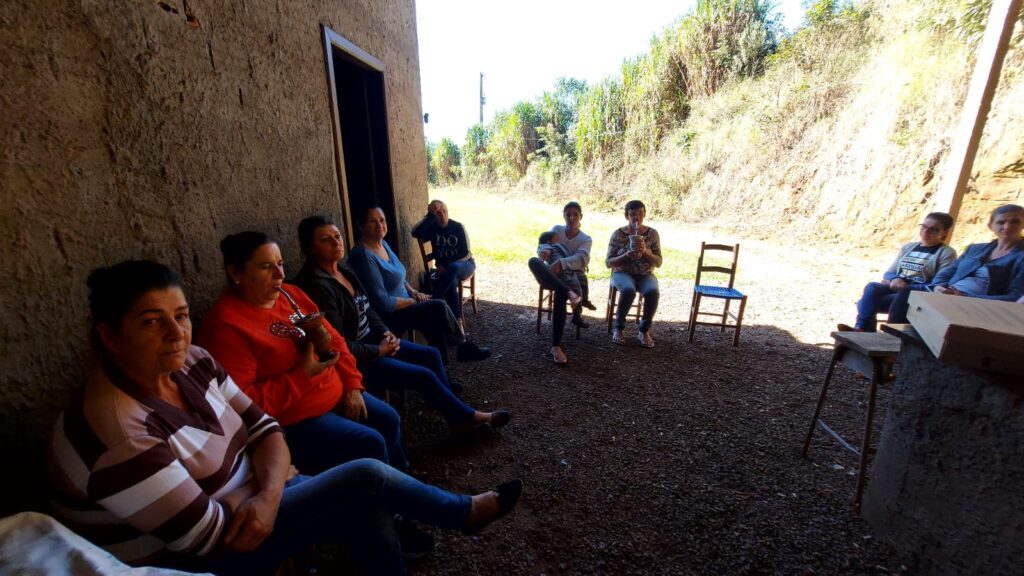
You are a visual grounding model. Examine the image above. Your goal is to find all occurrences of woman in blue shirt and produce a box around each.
[348,207,490,365]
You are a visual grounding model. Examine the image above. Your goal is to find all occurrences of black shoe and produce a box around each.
[571,315,589,329]
[582,299,597,311]
[462,479,524,535]
[396,517,435,560]
[452,409,511,435]
[448,377,465,394]
[456,340,492,362]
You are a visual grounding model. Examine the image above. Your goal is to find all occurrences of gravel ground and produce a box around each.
[321,226,910,575]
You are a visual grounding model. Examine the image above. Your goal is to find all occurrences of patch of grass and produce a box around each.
[430,186,698,281]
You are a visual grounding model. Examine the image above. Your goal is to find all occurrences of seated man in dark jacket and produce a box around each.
[411,200,476,321]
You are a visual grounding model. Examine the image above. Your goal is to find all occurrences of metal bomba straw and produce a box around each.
[276,286,305,323]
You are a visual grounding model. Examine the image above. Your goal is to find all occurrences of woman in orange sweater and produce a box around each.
[197,231,406,474]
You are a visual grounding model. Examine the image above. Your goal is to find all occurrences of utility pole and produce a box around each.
[479,72,486,124]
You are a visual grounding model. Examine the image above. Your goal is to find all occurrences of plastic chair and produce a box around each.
[537,286,581,339]
[605,284,644,333]
[417,238,477,315]
[687,242,747,346]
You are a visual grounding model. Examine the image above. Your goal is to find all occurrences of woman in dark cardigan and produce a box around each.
[293,215,510,434]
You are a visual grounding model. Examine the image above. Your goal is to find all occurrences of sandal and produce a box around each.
[638,331,655,348]
[551,346,568,364]
[568,291,582,308]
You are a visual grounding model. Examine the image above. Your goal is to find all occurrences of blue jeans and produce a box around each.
[360,339,475,426]
[611,272,659,332]
[164,458,472,576]
[887,283,931,324]
[384,299,463,365]
[855,282,898,331]
[433,258,475,319]
[283,392,407,474]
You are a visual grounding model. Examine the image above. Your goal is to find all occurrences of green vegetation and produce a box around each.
[452,0,782,185]
[428,137,460,185]
[426,0,1024,243]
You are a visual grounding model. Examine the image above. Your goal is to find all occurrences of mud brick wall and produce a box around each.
[0,0,427,511]
[863,339,1024,574]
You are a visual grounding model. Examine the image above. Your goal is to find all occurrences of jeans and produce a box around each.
[528,257,573,346]
[433,258,475,319]
[360,339,475,426]
[384,299,463,364]
[283,391,407,474]
[887,283,931,324]
[163,458,472,576]
[611,272,659,332]
[855,282,898,331]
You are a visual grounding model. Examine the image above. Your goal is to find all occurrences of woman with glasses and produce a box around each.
[888,204,1024,323]
[838,212,956,332]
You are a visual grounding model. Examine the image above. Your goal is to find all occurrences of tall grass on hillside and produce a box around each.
[677,0,779,99]
[917,0,1024,46]
[573,78,624,170]
[455,0,778,186]
[433,0,1024,247]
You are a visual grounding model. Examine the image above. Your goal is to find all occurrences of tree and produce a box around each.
[489,101,540,181]
[461,123,493,182]
[425,139,437,184]
[431,138,461,185]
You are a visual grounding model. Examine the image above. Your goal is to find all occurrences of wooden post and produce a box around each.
[934,0,1022,225]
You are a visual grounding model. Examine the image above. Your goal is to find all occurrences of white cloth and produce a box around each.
[0,512,206,575]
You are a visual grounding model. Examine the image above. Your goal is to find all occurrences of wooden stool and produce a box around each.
[801,330,900,512]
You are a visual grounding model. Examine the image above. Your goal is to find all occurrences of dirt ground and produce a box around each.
[326,225,910,575]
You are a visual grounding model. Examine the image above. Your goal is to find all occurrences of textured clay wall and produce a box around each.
[0,0,428,450]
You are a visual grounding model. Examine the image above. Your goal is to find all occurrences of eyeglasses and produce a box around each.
[919,224,944,234]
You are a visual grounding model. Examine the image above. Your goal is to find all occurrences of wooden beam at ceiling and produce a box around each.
[935,0,1022,225]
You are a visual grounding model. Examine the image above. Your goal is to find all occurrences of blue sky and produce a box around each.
[417,0,806,146]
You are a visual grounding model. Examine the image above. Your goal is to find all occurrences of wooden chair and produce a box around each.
[801,330,900,512]
[605,284,643,333]
[416,238,477,315]
[687,242,747,346]
[537,286,581,339]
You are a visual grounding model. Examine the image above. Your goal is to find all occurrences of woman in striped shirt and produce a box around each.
[49,260,523,574]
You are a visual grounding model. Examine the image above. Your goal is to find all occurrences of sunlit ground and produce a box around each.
[428,186,701,280]
[426,185,893,346]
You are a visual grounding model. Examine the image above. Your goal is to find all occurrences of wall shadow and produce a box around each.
[1,295,901,574]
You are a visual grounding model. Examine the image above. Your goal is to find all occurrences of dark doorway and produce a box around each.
[322,26,399,255]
